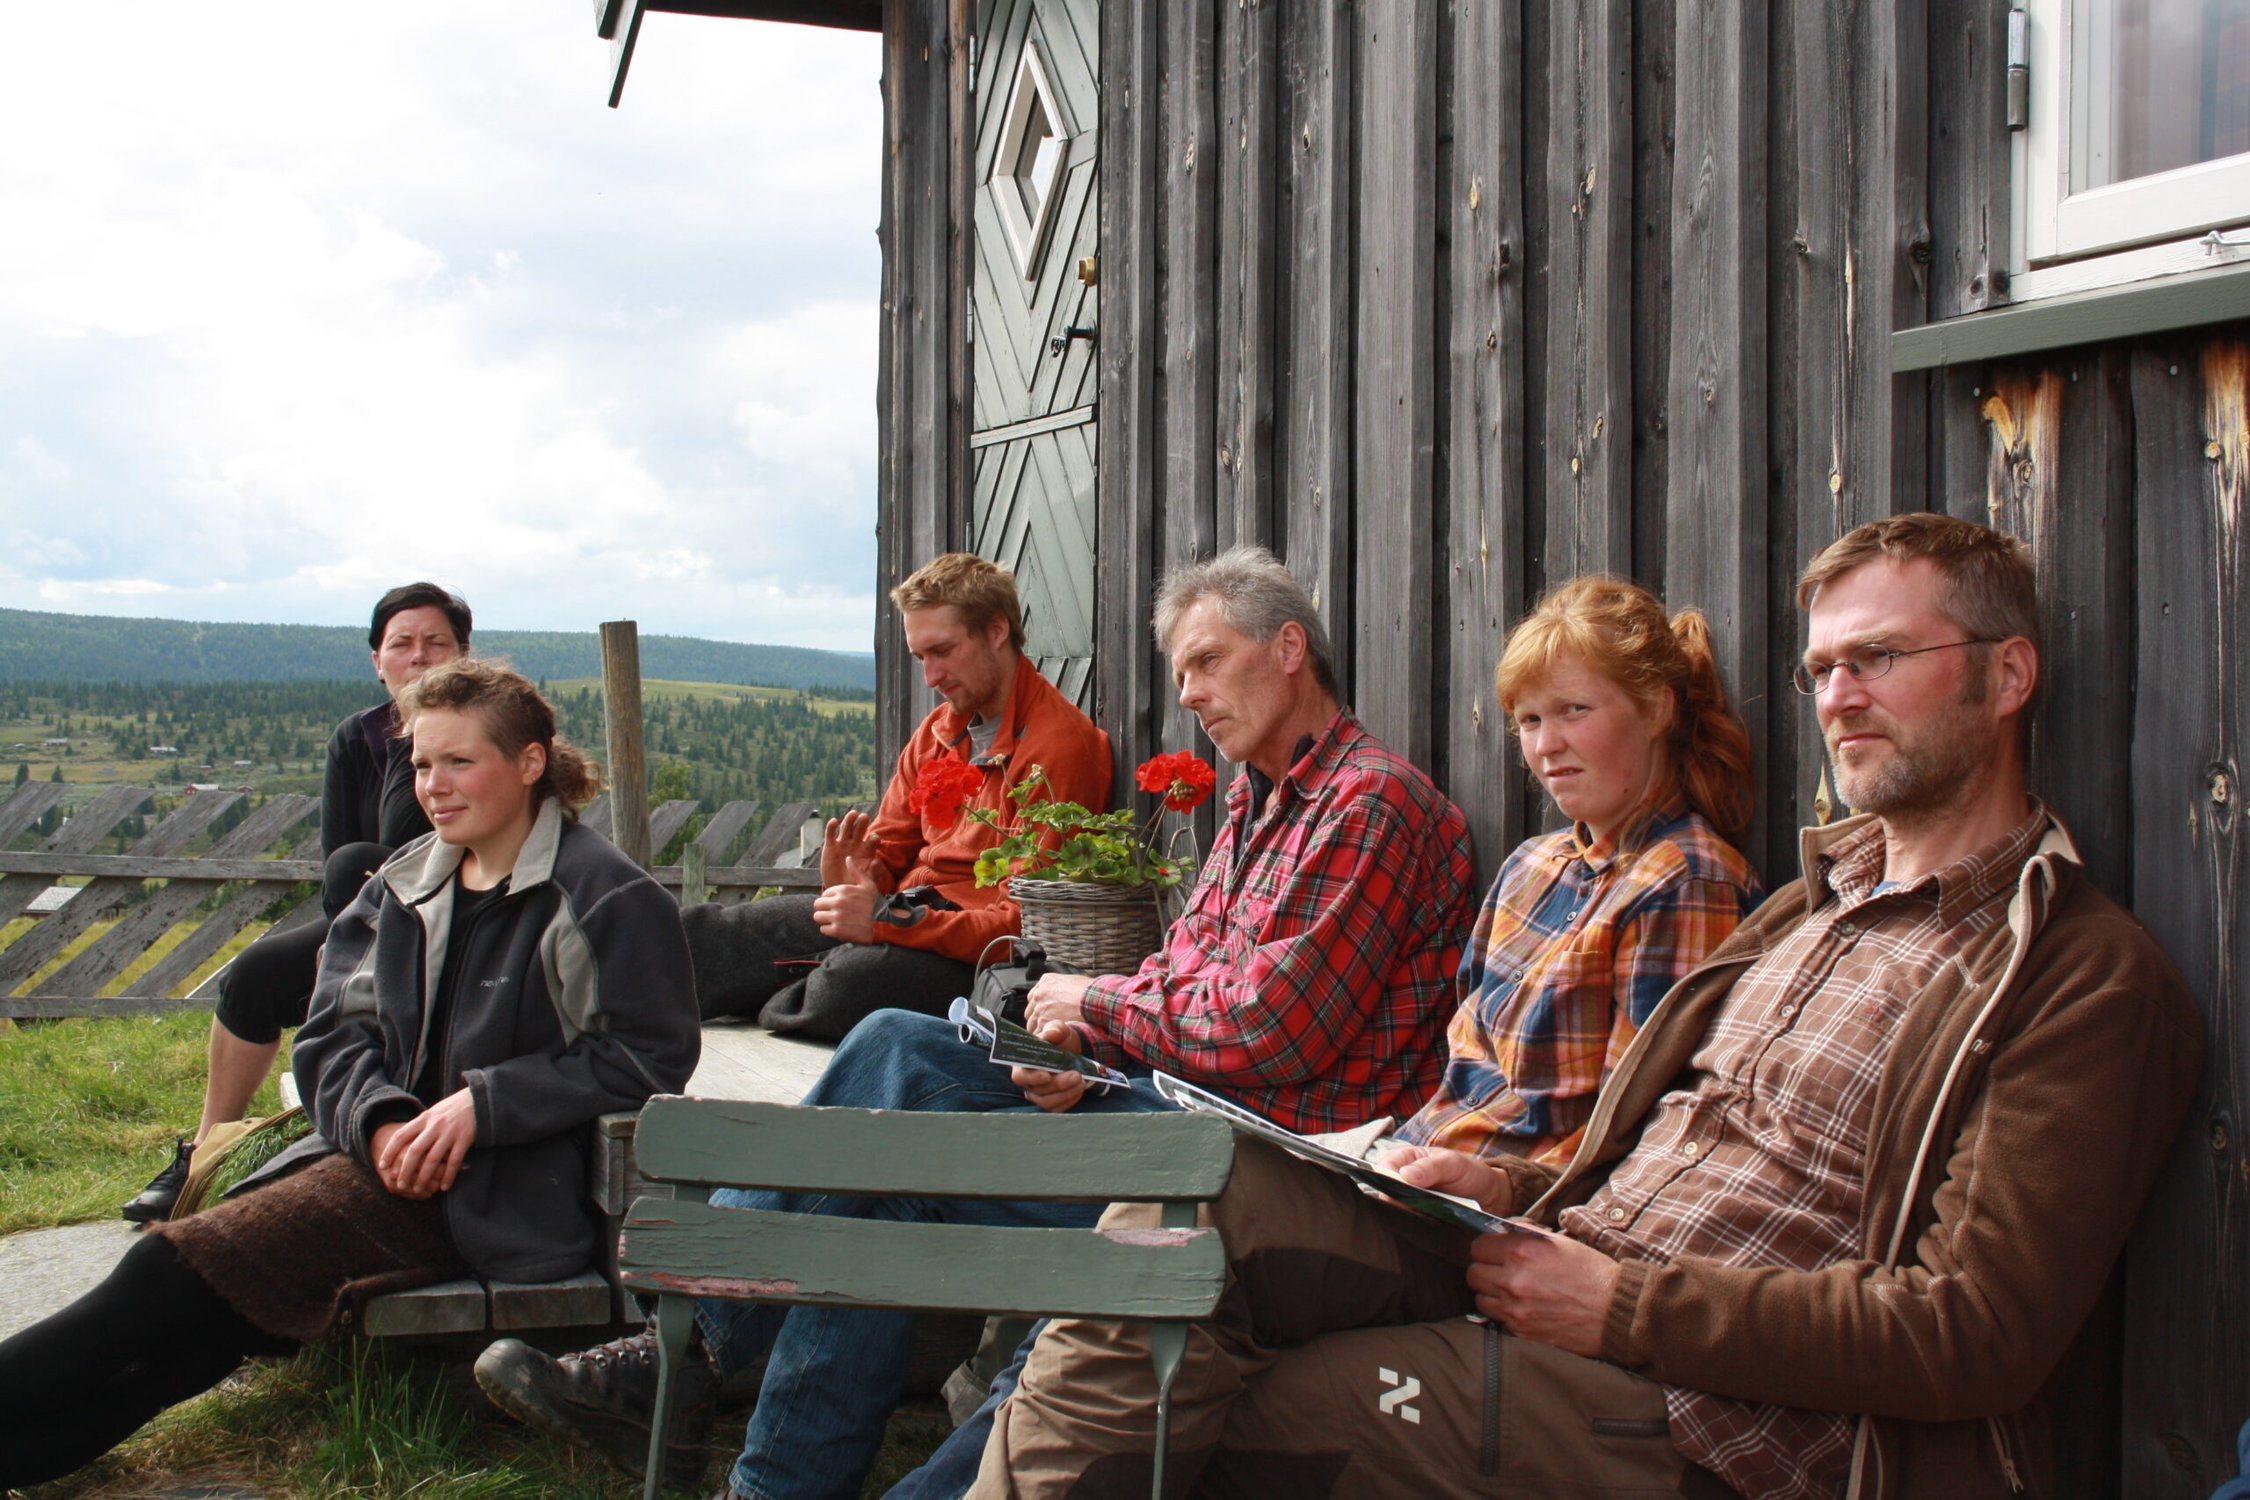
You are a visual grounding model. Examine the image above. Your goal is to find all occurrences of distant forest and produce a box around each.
[0,607,876,692]
[3,679,879,812]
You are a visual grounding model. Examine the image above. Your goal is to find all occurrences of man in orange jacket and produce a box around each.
[686,553,1110,1039]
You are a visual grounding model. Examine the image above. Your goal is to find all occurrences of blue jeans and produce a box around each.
[881,1324,1037,1500]
[695,1009,1174,1500]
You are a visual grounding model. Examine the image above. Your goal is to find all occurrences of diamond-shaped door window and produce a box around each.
[992,39,1073,280]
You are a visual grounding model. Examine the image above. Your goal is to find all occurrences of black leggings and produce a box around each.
[214,842,391,1044]
[0,1233,298,1487]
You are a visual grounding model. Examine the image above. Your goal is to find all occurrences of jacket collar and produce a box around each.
[383,796,566,904]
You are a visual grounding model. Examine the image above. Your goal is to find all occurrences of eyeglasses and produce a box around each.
[1790,639,2001,695]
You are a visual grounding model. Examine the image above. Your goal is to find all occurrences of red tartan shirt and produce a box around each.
[1076,711,1478,1134]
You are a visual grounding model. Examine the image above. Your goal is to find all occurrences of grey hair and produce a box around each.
[1152,545,1340,695]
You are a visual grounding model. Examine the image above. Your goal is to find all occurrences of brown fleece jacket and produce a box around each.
[1507,813,2203,1500]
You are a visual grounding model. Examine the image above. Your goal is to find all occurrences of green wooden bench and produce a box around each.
[620,1097,1235,1500]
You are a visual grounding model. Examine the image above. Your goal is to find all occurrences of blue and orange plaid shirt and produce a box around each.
[1078,711,1478,1134]
[1394,796,1762,1165]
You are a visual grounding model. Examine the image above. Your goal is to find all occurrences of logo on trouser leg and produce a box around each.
[1377,1367,1422,1424]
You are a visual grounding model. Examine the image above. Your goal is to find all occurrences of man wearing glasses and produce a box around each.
[971,513,2203,1500]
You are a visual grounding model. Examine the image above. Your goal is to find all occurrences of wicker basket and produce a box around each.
[1011,877,1166,976]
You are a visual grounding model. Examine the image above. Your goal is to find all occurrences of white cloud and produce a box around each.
[0,2,883,653]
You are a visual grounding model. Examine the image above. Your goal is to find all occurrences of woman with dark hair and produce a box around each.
[3,659,700,1487]
[124,583,474,1221]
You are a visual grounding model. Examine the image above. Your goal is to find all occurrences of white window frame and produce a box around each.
[989,38,1074,282]
[2012,0,2250,299]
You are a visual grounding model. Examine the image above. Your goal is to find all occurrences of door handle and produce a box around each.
[1049,326,1096,357]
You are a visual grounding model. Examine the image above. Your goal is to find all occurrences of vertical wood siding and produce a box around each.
[868,4,2249,1489]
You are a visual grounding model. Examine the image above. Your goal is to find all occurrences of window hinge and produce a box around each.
[2006,10,2030,131]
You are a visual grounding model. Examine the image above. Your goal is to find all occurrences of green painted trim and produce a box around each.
[1892,262,2250,370]
[620,1200,1227,1319]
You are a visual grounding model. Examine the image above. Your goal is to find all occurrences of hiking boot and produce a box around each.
[475,1330,717,1486]
[121,1139,195,1223]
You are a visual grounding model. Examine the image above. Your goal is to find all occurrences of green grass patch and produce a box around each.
[0,1010,282,1235]
[17,1337,947,1500]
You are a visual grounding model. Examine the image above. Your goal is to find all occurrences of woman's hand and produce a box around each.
[1385,1145,1516,1215]
[1010,1022,1090,1113]
[373,1089,479,1198]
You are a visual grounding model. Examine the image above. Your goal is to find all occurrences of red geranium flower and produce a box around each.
[1135,750,1217,812]
[908,755,984,825]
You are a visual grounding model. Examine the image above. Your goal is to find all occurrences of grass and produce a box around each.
[0,1009,282,1236]
[2,1016,949,1497]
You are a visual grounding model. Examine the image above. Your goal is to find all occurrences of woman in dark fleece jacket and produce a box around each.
[0,659,700,1486]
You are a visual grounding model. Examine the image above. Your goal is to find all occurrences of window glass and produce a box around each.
[2087,0,2250,187]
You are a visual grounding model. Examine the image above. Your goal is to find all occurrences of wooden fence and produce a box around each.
[0,782,837,1021]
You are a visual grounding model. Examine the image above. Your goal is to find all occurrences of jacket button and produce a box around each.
[1607,1206,1626,1223]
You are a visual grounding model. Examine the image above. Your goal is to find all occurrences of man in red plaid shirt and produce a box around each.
[478,544,1479,1499]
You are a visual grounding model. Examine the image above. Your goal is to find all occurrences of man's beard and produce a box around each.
[1827,696,1989,820]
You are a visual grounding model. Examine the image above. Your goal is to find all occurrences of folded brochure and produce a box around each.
[949,996,1132,1094]
[1150,1071,1547,1237]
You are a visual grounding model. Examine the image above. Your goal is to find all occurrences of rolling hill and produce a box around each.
[0,607,875,693]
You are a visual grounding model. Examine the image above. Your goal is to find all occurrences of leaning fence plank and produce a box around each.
[129,889,320,1008]
[0,790,243,992]
[0,785,154,928]
[694,801,762,864]
[0,782,70,846]
[32,795,318,1001]
[580,794,613,839]
[647,799,702,856]
[739,803,817,868]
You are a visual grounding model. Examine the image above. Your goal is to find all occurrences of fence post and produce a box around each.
[600,620,652,869]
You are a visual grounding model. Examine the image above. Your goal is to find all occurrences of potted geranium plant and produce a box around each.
[958,750,1217,973]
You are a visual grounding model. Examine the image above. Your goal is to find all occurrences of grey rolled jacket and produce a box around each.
[251,798,701,1283]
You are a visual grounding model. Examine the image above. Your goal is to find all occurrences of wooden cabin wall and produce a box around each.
[868,2,2244,1490]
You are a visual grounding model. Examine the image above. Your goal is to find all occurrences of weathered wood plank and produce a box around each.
[621,1200,1224,1320]
[361,1280,489,1337]
[0,853,322,884]
[0,782,69,847]
[601,620,653,868]
[1276,0,1355,703]
[0,789,242,992]
[1351,0,1439,773]
[0,785,153,928]
[31,795,319,1001]
[1215,0,1278,555]
[1626,0,1675,595]
[2121,337,2250,1497]
[131,890,318,1005]
[693,800,764,864]
[1534,0,1634,585]
[646,799,702,857]
[488,1272,614,1331]
[1091,0,1168,810]
[632,1098,1234,1201]
[738,803,817,868]
[1662,0,1768,862]
[1442,0,1529,881]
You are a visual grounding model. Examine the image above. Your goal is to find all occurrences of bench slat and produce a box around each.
[489,1271,615,1330]
[620,1200,1225,1320]
[631,1098,1235,1201]
[361,1279,488,1336]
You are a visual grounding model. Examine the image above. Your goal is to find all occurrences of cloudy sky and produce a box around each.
[0,4,883,652]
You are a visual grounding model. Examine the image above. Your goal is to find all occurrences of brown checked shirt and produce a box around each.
[1559,806,2046,1500]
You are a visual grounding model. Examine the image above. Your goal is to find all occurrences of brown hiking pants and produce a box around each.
[969,1139,1739,1499]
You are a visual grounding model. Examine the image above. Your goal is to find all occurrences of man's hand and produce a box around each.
[1022,972,1098,1031]
[820,810,881,890]
[1010,1023,1091,1113]
[372,1089,479,1199]
[1386,1145,1516,1215]
[813,855,882,944]
[1464,1231,1621,1359]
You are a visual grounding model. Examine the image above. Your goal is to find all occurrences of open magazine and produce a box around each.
[949,996,1133,1095]
[1150,1071,1549,1237]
